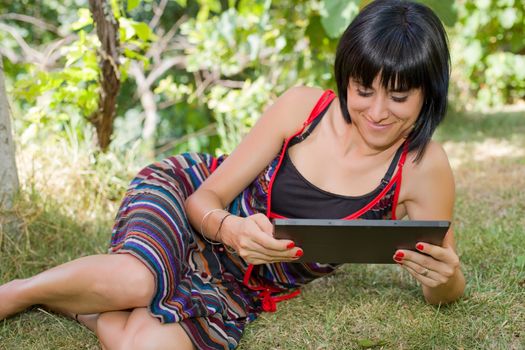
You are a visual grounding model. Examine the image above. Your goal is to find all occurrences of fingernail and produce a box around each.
[416,244,424,251]
[295,249,303,257]
[395,251,405,259]
[287,242,295,249]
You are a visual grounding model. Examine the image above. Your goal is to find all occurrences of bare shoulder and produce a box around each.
[272,86,326,137]
[401,140,455,220]
[405,140,452,177]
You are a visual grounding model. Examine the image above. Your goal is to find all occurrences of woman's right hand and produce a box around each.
[221,213,302,265]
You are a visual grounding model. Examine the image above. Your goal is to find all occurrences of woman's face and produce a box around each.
[346,75,424,151]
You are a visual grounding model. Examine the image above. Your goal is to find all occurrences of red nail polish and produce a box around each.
[395,251,404,259]
[295,250,303,257]
[287,242,295,249]
[394,256,403,262]
[416,244,424,251]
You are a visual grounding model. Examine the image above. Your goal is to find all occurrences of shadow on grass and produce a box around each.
[0,195,108,349]
[435,109,525,143]
[0,193,110,281]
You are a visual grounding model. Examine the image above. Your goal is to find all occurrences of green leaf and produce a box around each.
[417,0,457,27]
[320,0,360,39]
[127,0,140,12]
[71,9,93,31]
[357,338,388,348]
[132,21,153,41]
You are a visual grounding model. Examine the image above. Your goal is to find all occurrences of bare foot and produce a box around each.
[0,279,31,320]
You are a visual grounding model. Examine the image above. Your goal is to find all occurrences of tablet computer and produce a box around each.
[273,219,450,264]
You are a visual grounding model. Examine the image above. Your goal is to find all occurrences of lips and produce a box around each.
[366,118,393,131]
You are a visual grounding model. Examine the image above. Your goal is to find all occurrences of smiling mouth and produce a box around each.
[366,118,393,130]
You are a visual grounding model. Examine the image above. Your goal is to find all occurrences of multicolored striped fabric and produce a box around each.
[109,153,255,349]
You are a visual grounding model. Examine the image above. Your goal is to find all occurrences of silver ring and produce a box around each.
[420,268,429,277]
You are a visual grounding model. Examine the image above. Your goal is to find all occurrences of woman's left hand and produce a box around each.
[393,242,460,288]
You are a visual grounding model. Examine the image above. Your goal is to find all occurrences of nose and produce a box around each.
[367,96,389,123]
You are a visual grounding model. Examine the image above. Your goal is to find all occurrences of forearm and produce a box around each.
[184,189,237,246]
[422,268,465,305]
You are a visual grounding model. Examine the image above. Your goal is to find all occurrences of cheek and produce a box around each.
[346,96,368,112]
[390,101,421,122]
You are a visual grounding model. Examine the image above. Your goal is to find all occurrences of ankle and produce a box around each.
[8,278,33,307]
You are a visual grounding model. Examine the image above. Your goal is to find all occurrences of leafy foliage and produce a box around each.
[1,0,521,159]
[451,0,525,108]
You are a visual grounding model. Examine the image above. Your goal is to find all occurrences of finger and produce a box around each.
[240,247,303,264]
[415,242,458,266]
[249,228,295,252]
[394,249,454,282]
[400,264,441,288]
[236,230,299,259]
[394,250,441,272]
[248,215,296,250]
[250,213,274,236]
[401,260,447,284]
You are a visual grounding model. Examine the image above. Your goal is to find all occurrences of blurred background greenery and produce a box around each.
[0,0,523,218]
[2,0,523,158]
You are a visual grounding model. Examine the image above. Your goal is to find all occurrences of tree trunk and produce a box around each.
[0,56,19,209]
[88,0,121,152]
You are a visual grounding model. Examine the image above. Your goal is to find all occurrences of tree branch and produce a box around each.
[0,47,20,64]
[0,13,60,34]
[0,22,44,64]
[155,123,217,155]
[144,56,185,88]
[147,15,188,62]
[149,0,168,29]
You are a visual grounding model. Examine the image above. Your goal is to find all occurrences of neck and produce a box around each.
[331,102,404,161]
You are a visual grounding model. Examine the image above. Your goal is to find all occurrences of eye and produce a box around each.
[357,88,373,97]
[391,95,408,103]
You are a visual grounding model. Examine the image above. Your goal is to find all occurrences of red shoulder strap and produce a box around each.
[304,89,336,125]
[242,90,336,313]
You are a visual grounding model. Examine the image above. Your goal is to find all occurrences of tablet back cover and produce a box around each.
[273,219,449,263]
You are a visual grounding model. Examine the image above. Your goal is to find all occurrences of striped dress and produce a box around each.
[108,90,406,349]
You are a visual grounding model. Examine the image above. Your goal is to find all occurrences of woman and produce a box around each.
[0,1,465,349]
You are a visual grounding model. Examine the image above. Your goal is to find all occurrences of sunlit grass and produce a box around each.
[1,109,524,349]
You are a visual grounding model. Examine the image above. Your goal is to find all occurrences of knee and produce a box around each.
[93,255,155,307]
[125,330,164,350]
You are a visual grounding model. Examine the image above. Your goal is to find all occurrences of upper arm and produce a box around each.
[195,86,324,207]
[403,141,457,247]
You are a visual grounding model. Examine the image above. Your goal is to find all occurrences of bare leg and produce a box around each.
[77,313,100,332]
[0,254,155,320]
[96,308,195,350]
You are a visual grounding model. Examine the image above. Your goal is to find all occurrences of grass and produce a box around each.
[1,109,525,349]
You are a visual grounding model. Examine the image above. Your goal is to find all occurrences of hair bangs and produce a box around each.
[348,28,427,93]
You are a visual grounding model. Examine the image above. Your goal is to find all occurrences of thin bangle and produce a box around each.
[215,214,237,255]
[200,208,224,238]
[214,213,232,241]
